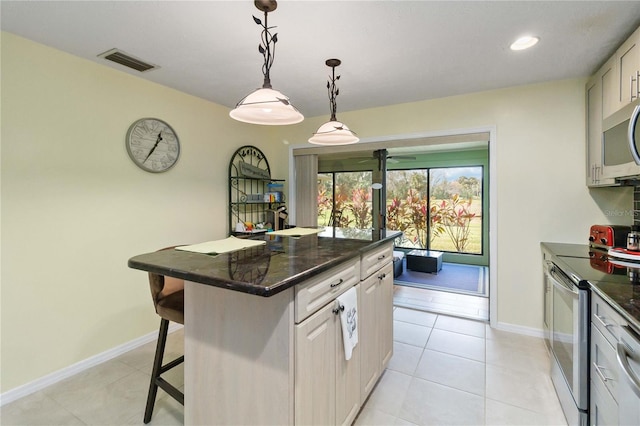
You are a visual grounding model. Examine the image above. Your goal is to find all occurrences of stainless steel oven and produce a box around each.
[543,259,590,426]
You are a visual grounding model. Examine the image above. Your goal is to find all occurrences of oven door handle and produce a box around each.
[617,340,640,398]
[546,266,578,295]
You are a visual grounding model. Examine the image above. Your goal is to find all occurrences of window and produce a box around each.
[386,166,483,255]
[317,171,373,229]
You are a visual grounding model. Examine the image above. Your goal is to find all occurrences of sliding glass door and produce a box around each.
[317,171,373,229]
[387,166,483,256]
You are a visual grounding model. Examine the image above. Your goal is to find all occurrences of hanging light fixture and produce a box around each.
[229,0,303,125]
[309,59,359,145]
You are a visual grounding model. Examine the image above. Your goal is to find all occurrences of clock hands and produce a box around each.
[143,131,163,163]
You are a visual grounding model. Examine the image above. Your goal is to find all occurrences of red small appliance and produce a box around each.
[589,225,631,249]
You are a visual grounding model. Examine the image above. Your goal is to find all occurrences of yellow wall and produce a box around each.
[1,31,634,394]
[0,33,286,392]
[276,79,633,332]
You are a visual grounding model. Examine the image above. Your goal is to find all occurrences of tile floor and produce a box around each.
[1,308,567,426]
[394,284,489,322]
[354,307,567,426]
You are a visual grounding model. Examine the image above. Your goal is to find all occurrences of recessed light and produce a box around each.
[510,35,539,51]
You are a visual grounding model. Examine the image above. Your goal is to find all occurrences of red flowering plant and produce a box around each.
[431,194,476,252]
[348,187,372,229]
[404,188,428,248]
[333,187,353,227]
[385,191,431,249]
[317,184,333,226]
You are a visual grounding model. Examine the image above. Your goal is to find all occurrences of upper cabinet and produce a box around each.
[586,57,618,187]
[602,56,618,120]
[586,25,640,187]
[614,27,640,115]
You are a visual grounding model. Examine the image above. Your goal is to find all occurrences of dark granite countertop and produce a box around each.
[541,242,640,333]
[129,228,401,297]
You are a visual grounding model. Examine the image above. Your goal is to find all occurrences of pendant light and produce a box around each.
[229,0,303,125]
[308,59,359,145]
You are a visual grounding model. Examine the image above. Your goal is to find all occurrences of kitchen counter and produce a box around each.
[130,228,399,425]
[541,242,640,333]
[128,228,401,296]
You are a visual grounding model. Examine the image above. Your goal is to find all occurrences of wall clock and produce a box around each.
[126,118,180,173]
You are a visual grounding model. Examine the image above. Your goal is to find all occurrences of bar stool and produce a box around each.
[144,266,185,423]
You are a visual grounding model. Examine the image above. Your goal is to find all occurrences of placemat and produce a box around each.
[175,236,266,254]
[267,227,323,236]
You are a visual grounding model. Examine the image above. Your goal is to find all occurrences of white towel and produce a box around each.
[337,287,358,361]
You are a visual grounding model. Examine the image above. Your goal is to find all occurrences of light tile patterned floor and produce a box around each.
[355,307,568,426]
[1,308,567,426]
[394,284,489,321]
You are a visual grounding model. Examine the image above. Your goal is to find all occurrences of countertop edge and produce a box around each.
[129,231,400,297]
[590,283,640,334]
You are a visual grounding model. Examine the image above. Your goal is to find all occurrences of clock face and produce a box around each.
[126,118,180,173]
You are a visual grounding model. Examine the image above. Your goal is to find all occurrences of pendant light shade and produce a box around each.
[309,59,358,145]
[308,121,358,145]
[230,0,303,125]
[230,87,303,125]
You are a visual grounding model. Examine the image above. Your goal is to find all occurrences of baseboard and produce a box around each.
[492,321,544,339]
[0,323,183,406]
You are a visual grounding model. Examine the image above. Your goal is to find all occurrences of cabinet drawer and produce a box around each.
[592,293,626,347]
[361,243,393,279]
[295,259,360,323]
[591,375,619,426]
[591,324,619,403]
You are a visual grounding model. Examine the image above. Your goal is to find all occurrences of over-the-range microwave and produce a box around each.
[602,98,640,179]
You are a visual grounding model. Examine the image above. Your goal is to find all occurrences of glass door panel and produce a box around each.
[317,172,373,229]
[429,167,483,254]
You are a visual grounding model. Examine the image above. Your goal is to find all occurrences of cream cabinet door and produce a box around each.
[295,284,362,426]
[616,26,640,112]
[379,262,394,368]
[359,271,381,399]
[586,65,617,186]
[336,285,361,426]
[359,262,394,401]
[295,302,336,426]
[601,56,618,120]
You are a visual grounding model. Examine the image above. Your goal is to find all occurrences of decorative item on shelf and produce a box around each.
[309,58,359,145]
[229,0,303,126]
[239,161,271,179]
[266,206,288,231]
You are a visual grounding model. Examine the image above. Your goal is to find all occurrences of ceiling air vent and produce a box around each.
[97,48,159,72]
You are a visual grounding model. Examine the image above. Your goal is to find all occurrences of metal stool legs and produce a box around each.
[143,318,185,423]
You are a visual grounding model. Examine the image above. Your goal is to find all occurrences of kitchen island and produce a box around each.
[129,228,400,425]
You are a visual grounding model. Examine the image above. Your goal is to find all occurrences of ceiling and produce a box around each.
[3,1,640,118]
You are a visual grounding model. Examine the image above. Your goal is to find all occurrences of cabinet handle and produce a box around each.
[617,341,640,397]
[593,362,613,383]
[330,278,344,288]
[377,254,386,260]
[631,71,640,100]
[378,273,386,280]
[332,303,345,315]
[594,314,613,330]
